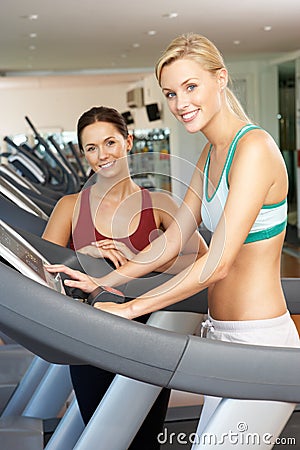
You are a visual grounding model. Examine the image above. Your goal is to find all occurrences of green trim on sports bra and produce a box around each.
[204,124,259,203]
[261,198,287,210]
[202,124,288,244]
[204,144,227,203]
[244,219,287,244]
[225,124,260,187]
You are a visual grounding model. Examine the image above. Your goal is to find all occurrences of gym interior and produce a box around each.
[0,1,300,449]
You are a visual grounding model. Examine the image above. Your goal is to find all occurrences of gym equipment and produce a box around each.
[0,177,49,220]
[3,118,81,197]
[3,136,49,185]
[67,141,88,180]
[0,164,57,210]
[0,193,47,236]
[0,219,64,293]
[0,344,34,415]
[47,135,83,191]
[0,259,299,449]
[0,163,42,195]
[0,220,299,449]
[25,116,81,194]
[86,285,125,306]
[0,219,204,448]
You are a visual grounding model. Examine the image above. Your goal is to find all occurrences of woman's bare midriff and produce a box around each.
[208,232,287,321]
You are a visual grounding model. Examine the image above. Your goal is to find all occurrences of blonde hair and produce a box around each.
[155,33,251,123]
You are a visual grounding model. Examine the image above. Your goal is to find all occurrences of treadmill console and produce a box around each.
[0,220,65,294]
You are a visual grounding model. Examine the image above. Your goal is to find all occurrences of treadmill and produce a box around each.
[0,220,205,449]
[0,177,49,220]
[0,164,42,195]
[0,221,299,449]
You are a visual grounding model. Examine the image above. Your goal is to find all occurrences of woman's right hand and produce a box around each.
[44,264,99,293]
[77,244,128,268]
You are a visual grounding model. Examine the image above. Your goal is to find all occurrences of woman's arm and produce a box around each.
[42,194,78,246]
[45,159,205,290]
[94,130,288,318]
[92,189,208,274]
[43,194,130,267]
[151,190,208,267]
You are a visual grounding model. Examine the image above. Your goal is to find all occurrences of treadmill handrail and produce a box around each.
[0,177,49,220]
[0,164,41,194]
[25,116,78,193]
[0,262,300,403]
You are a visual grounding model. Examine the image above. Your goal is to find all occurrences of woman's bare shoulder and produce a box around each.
[238,127,279,156]
[149,190,179,206]
[55,192,80,211]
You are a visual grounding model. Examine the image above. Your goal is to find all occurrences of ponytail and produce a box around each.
[225,87,251,123]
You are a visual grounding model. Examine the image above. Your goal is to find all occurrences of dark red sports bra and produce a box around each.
[70,187,160,254]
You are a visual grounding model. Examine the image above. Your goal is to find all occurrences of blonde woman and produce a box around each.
[46,35,299,444]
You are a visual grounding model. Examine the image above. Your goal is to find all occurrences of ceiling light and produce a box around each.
[162,12,178,19]
[263,25,272,31]
[29,33,37,38]
[233,40,240,45]
[29,45,36,50]
[21,14,39,20]
[147,30,157,36]
[132,43,140,48]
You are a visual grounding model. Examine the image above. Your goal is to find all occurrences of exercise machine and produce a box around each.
[0,220,299,448]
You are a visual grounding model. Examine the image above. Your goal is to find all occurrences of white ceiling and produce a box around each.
[0,0,299,81]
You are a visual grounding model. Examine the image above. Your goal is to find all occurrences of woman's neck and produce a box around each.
[203,113,246,152]
[93,175,140,202]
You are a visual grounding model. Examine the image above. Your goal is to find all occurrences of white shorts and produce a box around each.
[206,310,300,347]
[194,311,300,444]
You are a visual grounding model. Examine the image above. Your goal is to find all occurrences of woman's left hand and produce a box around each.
[93,301,133,319]
[92,239,135,261]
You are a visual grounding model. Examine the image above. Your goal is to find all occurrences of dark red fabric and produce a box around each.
[70,187,159,254]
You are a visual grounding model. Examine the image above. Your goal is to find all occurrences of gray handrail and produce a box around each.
[0,261,299,403]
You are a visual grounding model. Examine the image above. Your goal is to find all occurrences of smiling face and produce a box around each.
[81,121,133,176]
[160,58,227,134]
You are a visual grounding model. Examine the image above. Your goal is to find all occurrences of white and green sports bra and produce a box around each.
[201,124,287,244]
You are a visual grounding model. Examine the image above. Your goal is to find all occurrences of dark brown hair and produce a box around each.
[77,106,129,153]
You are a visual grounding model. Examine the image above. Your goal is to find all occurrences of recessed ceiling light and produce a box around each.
[162,12,178,19]
[29,45,36,50]
[147,30,157,36]
[263,25,272,31]
[233,40,240,45]
[29,33,37,38]
[132,43,140,48]
[21,14,39,20]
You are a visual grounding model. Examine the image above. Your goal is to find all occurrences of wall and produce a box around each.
[0,75,133,138]
[0,58,281,200]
